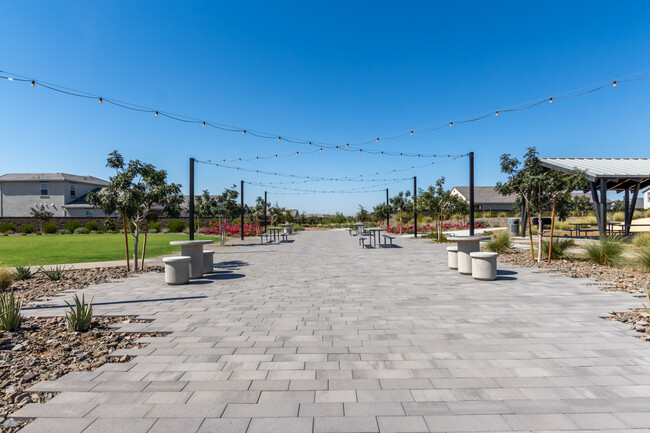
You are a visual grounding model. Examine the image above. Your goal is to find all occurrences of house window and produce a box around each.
[476,205,483,211]
[85,210,94,217]
[40,183,48,196]
[70,184,76,197]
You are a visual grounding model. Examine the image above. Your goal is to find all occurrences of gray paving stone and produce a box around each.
[83,418,156,433]
[196,418,250,433]
[15,417,94,433]
[222,402,299,417]
[247,416,313,433]
[314,415,379,433]
[148,417,204,433]
[298,402,343,417]
[377,415,429,433]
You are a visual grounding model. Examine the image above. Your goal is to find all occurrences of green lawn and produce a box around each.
[0,234,218,267]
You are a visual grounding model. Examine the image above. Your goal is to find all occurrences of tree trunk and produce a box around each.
[524,199,535,261]
[122,214,130,272]
[132,225,140,271]
[537,212,544,263]
[548,197,557,264]
[140,220,149,271]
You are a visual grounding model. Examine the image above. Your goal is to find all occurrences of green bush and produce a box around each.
[0,267,14,290]
[0,222,16,234]
[103,218,116,232]
[65,294,93,332]
[161,228,170,234]
[585,237,624,266]
[485,230,512,254]
[21,224,34,234]
[60,229,71,235]
[13,266,36,280]
[149,229,158,234]
[42,222,57,234]
[73,227,89,234]
[633,233,650,249]
[612,212,625,222]
[149,222,162,232]
[634,210,643,220]
[542,239,576,260]
[0,289,23,332]
[85,221,99,231]
[65,220,81,232]
[168,219,185,233]
[638,247,650,272]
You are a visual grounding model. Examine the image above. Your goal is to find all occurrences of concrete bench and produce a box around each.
[357,235,368,248]
[203,250,214,274]
[280,233,289,242]
[382,234,396,247]
[447,246,458,269]
[470,252,498,281]
[162,256,191,285]
[346,228,354,236]
[260,233,270,244]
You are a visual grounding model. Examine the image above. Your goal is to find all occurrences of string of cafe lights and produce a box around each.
[195,153,467,182]
[260,188,395,196]
[1,68,649,157]
[244,177,411,193]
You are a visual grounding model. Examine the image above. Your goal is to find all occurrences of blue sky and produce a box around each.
[1,1,649,214]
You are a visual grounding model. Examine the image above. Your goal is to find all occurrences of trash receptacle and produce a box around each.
[508,218,520,237]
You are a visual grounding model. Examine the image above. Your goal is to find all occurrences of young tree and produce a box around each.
[372,203,391,227]
[356,205,369,223]
[571,194,591,217]
[389,191,412,233]
[88,150,183,271]
[418,177,469,241]
[495,147,586,262]
[30,204,54,234]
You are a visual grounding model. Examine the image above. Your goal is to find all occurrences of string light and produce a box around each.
[495,110,499,116]
[278,137,282,142]
[99,98,103,104]
[449,122,453,127]
[4,69,649,151]
[155,111,158,117]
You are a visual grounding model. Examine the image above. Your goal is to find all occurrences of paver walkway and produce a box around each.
[13,230,650,432]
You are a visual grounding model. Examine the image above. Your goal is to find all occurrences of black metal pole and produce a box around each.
[600,178,607,238]
[189,157,195,240]
[240,180,245,240]
[386,188,389,228]
[264,191,268,233]
[413,176,417,238]
[469,152,475,236]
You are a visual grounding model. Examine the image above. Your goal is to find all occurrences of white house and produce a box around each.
[644,187,650,209]
[0,173,109,217]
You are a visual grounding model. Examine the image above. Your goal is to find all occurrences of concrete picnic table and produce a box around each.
[451,236,490,275]
[353,223,365,236]
[267,227,283,242]
[365,227,384,248]
[282,223,293,234]
[169,240,213,279]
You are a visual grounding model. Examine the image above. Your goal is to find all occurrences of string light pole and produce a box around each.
[413,176,418,238]
[264,191,268,233]
[469,152,475,236]
[386,188,389,228]
[189,157,195,241]
[240,180,245,241]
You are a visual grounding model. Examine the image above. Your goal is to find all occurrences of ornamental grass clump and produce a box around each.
[65,294,93,332]
[542,239,576,260]
[0,267,14,290]
[14,266,36,280]
[632,233,650,249]
[40,265,69,281]
[485,230,511,254]
[638,247,650,272]
[585,237,624,266]
[0,289,23,331]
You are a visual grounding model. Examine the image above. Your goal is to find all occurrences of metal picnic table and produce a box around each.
[364,227,384,248]
[267,227,283,242]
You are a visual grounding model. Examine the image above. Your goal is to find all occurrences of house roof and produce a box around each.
[452,186,517,204]
[539,158,650,191]
[0,173,109,186]
[61,188,104,208]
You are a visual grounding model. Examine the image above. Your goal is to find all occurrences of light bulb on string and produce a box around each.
[495,111,499,117]
[613,81,617,87]
[202,122,206,127]
[449,122,453,127]
[410,130,413,135]
[549,98,553,104]
[376,138,379,142]
[99,98,103,104]
[296,152,299,156]
[155,111,159,117]
[309,142,312,147]
[31,80,36,87]
[320,148,323,152]
[243,130,247,135]
[278,137,282,142]
[346,143,349,148]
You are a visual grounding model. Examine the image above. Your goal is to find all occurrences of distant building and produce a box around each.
[0,173,109,217]
[451,186,517,212]
[644,187,650,209]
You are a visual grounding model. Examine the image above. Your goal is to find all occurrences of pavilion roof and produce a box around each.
[539,158,650,191]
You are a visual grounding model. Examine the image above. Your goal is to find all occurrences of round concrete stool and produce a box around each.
[203,250,214,274]
[447,246,458,269]
[163,256,191,285]
[470,252,499,281]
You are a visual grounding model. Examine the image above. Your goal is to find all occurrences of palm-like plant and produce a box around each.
[65,294,94,332]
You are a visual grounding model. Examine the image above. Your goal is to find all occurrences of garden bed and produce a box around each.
[0,315,166,432]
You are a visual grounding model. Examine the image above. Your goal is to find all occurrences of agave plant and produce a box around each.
[14,266,36,280]
[40,265,69,281]
[0,289,23,331]
[65,294,94,332]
